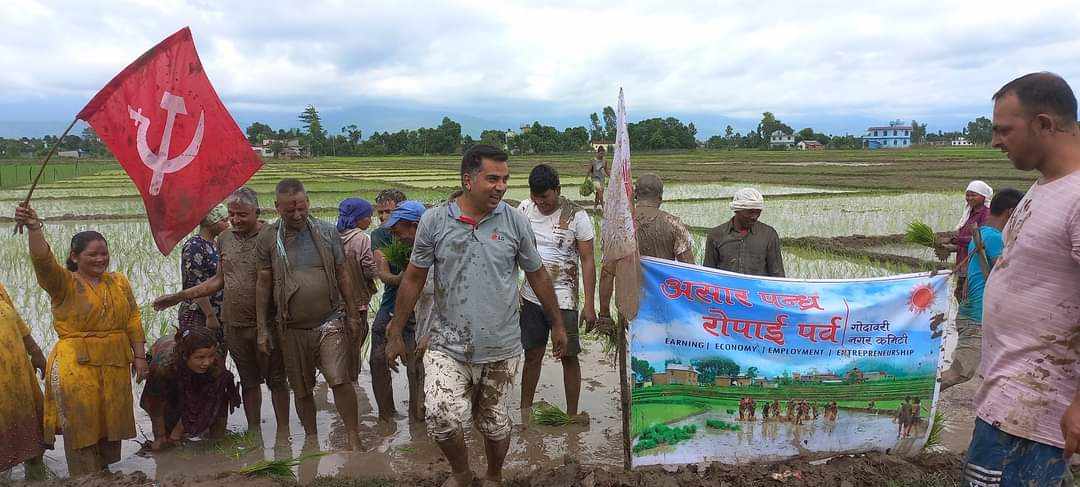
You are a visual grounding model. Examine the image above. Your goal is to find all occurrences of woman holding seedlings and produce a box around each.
[141,326,239,450]
[14,203,147,476]
[0,281,48,479]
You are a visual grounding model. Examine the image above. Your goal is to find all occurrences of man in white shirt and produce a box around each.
[518,164,597,423]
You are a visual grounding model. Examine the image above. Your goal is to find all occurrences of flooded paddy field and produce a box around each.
[0,150,1032,483]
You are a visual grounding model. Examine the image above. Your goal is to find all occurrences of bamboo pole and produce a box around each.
[14,117,78,234]
[619,316,632,471]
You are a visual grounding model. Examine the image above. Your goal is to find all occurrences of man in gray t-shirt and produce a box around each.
[387,144,566,487]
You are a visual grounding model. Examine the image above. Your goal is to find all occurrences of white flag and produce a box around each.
[601,88,640,321]
[602,88,637,262]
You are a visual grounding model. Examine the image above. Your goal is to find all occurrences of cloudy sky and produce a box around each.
[3,0,1079,138]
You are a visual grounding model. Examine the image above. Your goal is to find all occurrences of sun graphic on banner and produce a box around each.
[908,284,936,314]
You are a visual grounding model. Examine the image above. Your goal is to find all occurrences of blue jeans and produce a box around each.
[964,418,1072,486]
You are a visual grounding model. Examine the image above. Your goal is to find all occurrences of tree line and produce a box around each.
[0,105,1003,160]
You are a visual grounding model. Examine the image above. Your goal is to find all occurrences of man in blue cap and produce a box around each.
[370,199,427,423]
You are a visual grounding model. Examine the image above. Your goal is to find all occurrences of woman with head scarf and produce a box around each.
[0,281,47,479]
[179,204,230,338]
[13,203,147,476]
[337,198,376,381]
[140,326,239,451]
[939,181,992,294]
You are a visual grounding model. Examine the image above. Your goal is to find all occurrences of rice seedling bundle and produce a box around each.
[532,402,572,426]
[378,239,412,270]
[904,220,937,248]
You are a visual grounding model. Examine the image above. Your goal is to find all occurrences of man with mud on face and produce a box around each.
[385,145,567,487]
[254,179,365,450]
[517,164,597,426]
[704,187,784,277]
[597,173,694,329]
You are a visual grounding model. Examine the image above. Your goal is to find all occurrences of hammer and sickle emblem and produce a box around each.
[127,91,205,195]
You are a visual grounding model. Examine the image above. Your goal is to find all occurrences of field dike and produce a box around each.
[781,233,950,272]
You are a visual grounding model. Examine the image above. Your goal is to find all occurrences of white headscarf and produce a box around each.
[731,188,765,211]
[955,180,993,230]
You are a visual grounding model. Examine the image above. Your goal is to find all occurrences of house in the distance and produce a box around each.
[845,367,890,383]
[951,137,974,146]
[797,140,824,151]
[716,375,757,387]
[863,122,912,149]
[651,364,699,386]
[769,130,795,149]
[792,371,844,384]
[253,139,306,158]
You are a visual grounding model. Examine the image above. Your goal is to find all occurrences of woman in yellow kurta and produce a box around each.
[15,203,147,477]
[0,282,48,479]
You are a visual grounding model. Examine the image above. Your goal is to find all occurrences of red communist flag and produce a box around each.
[77,27,262,254]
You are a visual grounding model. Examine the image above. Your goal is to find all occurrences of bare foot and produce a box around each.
[346,431,364,451]
[442,470,475,487]
[481,477,502,486]
[570,411,591,426]
[519,407,531,430]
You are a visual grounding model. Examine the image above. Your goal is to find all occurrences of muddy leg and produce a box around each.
[519,347,545,412]
[295,393,318,436]
[271,388,291,437]
[331,383,362,450]
[562,356,581,417]
[370,344,397,421]
[406,346,425,423]
[483,435,511,483]
[435,430,474,487]
[241,386,262,432]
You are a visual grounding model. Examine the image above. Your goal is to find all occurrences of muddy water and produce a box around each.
[13,339,624,481]
[633,410,928,467]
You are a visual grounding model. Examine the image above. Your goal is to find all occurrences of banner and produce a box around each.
[629,257,949,467]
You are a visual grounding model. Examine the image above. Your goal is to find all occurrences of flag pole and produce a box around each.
[619,316,632,471]
[14,117,79,233]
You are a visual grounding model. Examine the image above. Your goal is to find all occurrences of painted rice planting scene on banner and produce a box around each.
[627,258,950,467]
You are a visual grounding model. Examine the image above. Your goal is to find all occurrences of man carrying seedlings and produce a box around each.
[598,174,694,326]
[585,145,609,209]
[517,164,596,426]
[153,187,291,438]
[386,144,567,487]
[965,72,1080,486]
[370,188,425,423]
[704,187,785,277]
[939,188,1024,391]
[254,179,364,450]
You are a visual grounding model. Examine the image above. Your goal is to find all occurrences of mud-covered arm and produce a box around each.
[373,249,402,286]
[598,262,615,318]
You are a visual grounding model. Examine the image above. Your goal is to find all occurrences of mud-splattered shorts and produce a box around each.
[964,418,1071,486]
[224,323,288,392]
[281,316,353,397]
[423,349,519,442]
